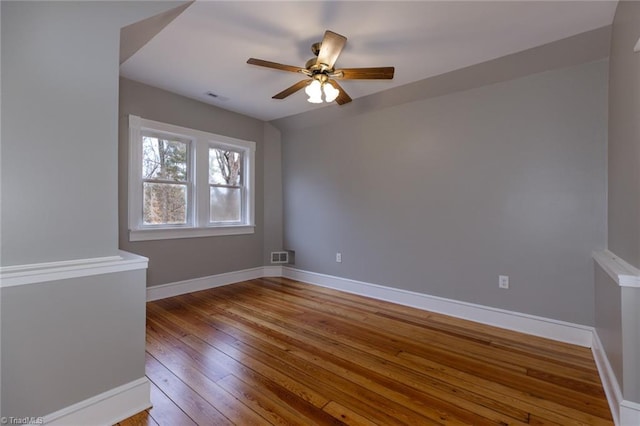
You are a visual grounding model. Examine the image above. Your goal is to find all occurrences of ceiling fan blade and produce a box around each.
[334,67,395,80]
[316,30,347,69]
[328,80,352,105]
[272,80,309,99]
[247,58,302,73]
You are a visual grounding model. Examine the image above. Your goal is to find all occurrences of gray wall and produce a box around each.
[263,123,284,264]
[0,1,185,418]
[607,0,640,269]
[282,60,608,325]
[594,264,623,390]
[1,270,147,418]
[0,1,183,266]
[119,78,277,287]
[594,260,640,404]
[621,286,640,402]
[593,0,640,405]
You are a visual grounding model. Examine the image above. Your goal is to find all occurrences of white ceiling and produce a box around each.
[119,1,617,122]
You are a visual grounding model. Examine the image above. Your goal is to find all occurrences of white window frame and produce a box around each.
[128,115,255,242]
[208,144,245,225]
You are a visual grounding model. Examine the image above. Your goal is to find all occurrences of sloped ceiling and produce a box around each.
[120,1,617,122]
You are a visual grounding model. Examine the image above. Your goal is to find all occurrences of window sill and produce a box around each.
[129,225,255,242]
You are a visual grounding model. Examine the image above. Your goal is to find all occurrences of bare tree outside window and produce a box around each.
[209,148,242,222]
[142,136,188,225]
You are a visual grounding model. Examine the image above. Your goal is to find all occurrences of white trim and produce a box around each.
[0,255,122,273]
[130,224,255,242]
[634,37,640,53]
[146,266,266,301]
[621,400,640,426]
[281,267,594,347]
[146,265,593,346]
[128,115,143,233]
[263,265,284,277]
[592,330,640,426]
[0,251,148,288]
[133,116,256,151]
[43,377,151,426]
[593,250,640,288]
[592,330,623,425]
[128,115,256,241]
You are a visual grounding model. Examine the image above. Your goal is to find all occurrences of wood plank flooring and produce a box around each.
[117,277,613,425]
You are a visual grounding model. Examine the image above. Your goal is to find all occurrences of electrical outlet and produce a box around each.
[336,252,342,263]
[499,275,509,289]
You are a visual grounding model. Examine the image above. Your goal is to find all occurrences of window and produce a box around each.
[142,134,190,225]
[209,148,243,223]
[128,115,255,241]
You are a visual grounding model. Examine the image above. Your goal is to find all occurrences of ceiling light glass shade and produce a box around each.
[306,80,323,103]
[323,82,340,102]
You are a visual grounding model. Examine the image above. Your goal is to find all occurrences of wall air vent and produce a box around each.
[270,251,289,264]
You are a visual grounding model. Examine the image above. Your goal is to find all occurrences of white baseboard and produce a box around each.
[592,330,623,425]
[146,266,268,301]
[147,265,594,346]
[282,267,594,347]
[592,330,640,426]
[620,400,640,426]
[263,265,284,277]
[43,377,151,426]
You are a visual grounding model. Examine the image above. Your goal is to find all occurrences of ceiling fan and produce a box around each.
[247,30,394,105]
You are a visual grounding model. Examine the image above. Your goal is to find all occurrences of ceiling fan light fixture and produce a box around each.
[305,77,339,104]
[305,79,323,103]
[323,83,339,103]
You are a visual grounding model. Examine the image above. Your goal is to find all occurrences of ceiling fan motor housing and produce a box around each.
[305,58,332,74]
[311,42,322,56]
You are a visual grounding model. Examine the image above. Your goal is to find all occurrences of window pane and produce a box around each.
[143,182,187,225]
[209,148,242,185]
[210,186,241,222]
[143,136,188,181]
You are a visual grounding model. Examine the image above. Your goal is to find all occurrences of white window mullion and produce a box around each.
[194,138,209,228]
[245,144,255,226]
[186,140,195,227]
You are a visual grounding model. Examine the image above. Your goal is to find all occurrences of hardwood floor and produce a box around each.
[117,277,613,425]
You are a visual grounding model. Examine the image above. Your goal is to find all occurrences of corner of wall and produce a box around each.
[593,250,640,423]
[262,121,284,265]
